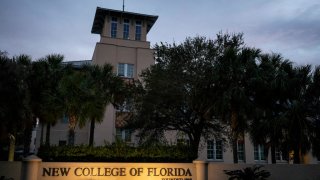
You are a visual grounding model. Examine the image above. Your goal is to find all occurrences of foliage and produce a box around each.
[129,35,225,158]
[37,144,194,162]
[212,33,261,163]
[0,53,33,158]
[224,165,271,180]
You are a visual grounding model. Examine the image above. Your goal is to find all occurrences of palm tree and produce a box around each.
[53,66,88,145]
[309,66,320,159]
[0,53,32,161]
[213,33,260,163]
[79,64,124,146]
[29,55,65,146]
[283,65,314,163]
[250,53,293,163]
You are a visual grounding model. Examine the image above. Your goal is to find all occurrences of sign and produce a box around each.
[40,162,194,180]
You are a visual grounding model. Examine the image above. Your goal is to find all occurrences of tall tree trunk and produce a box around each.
[89,118,95,146]
[232,138,238,164]
[271,145,276,164]
[8,134,15,162]
[293,146,301,164]
[231,108,239,164]
[189,132,201,160]
[68,115,77,146]
[40,123,44,145]
[23,123,33,155]
[190,134,200,159]
[68,129,75,146]
[45,124,51,146]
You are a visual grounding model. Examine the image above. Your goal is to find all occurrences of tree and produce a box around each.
[0,53,32,161]
[29,54,65,146]
[51,63,124,146]
[309,66,320,159]
[130,36,224,158]
[213,33,260,163]
[249,53,294,163]
[79,64,125,146]
[283,65,316,163]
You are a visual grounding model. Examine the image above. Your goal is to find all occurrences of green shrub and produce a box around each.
[37,143,195,162]
[224,165,271,180]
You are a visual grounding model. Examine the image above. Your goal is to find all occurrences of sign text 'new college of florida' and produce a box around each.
[42,166,193,180]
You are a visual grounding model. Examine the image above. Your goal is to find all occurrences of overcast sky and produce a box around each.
[0,0,319,65]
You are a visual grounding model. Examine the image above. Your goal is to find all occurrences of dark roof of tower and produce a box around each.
[91,7,158,34]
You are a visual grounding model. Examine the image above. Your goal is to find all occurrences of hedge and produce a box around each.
[37,144,196,162]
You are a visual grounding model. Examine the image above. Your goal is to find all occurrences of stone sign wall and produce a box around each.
[1,156,320,180]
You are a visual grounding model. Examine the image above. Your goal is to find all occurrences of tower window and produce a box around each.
[135,20,142,40]
[123,19,130,39]
[111,17,117,38]
[118,63,134,78]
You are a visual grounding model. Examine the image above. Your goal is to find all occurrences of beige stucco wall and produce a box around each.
[208,163,320,180]
[35,121,90,149]
[0,161,21,180]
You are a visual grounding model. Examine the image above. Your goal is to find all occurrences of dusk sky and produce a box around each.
[0,0,319,65]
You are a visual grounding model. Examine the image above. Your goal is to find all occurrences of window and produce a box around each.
[118,63,134,78]
[135,20,142,40]
[116,128,132,142]
[123,19,130,39]
[254,144,266,161]
[207,139,223,160]
[237,140,245,161]
[111,17,117,38]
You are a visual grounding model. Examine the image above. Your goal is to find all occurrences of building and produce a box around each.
[35,7,158,148]
[35,7,319,164]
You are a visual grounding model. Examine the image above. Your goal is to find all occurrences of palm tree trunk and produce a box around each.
[45,124,51,146]
[23,123,33,155]
[271,145,276,164]
[68,129,75,146]
[89,118,95,146]
[68,115,77,146]
[8,134,15,162]
[40,123,44,145]
[231,108,239,164]
[293,146,301,164]
[189,132,201,160]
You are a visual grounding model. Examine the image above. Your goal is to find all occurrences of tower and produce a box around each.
[91,7,158,145]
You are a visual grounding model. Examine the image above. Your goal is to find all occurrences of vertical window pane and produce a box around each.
[116,128,122,140]
[135,21,141,40]
[216,140,223,160]
[123,19,129,39]
[111,17,117,38]
[254,145,259,160]
[125,129,131,142]
[127,64,134,78]
[207,140,214,159]
[118,63,125,77]
[237,140,245,161]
